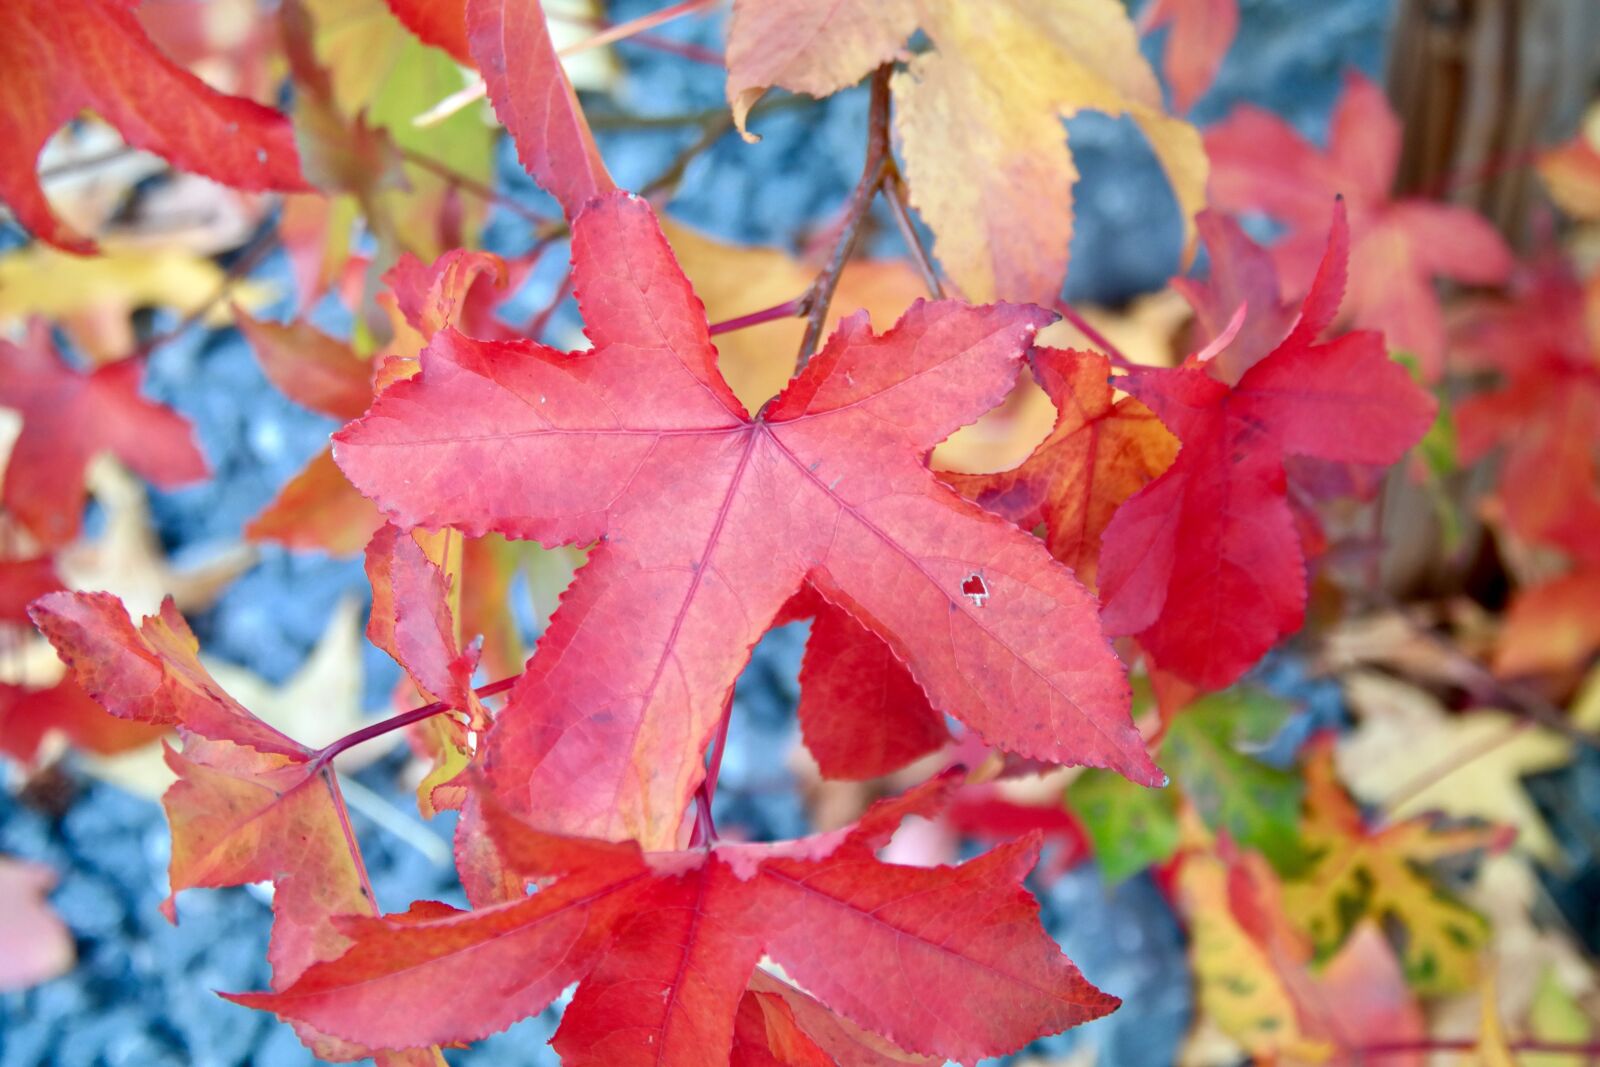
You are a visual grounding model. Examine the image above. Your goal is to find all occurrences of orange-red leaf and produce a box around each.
[0,0,306,252]
[1140,0,1239,113]
[944,348,1178,587]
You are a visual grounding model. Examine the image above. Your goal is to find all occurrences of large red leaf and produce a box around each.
[29,591,445,1067]
[1205,72,1510,376]
[232,775,1118,1064]
[1097,202,1435,688]
[0,0,306,252]
[0,323,207,547]
[335,192,1157,850]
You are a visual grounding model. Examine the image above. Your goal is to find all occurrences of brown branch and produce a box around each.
[1356,1036,1600,1057]
[795,65,896,370]
[395,145,562,236]
[1370,594,1600,754]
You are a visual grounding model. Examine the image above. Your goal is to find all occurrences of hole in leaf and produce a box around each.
[961,573,989,607]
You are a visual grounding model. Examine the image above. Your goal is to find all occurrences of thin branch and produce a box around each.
[639,113,735,201]
[1356,1036,1600,1057]
[1371,594,1600,754]
[795,65,896,370]
[131,225,281,359]
[588,94,812,132]
[395,145,561,235]
[882,167,944,299]
[38,144,140,182]
[1053,299,1137,370]
[313,674,520,767]
[561,0,720,58]
[708,296,808,336]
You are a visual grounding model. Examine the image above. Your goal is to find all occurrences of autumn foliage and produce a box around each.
[4,0,1600,1063]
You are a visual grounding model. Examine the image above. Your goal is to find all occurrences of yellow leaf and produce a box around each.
[1338,671,1570,860]
[1477,970,1519,1067]
[893,0,1206,303]
[1175,813,1332,1063]
[0,243,272,362]
[1284,744,1503,996]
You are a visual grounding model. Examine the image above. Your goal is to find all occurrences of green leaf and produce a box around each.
[1163,688,1309,875]
[1066,769,1179,884]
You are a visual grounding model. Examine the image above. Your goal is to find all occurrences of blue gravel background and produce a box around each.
[0,2,1461,1065]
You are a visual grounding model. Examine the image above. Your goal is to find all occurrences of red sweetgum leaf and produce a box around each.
[780,586,950,782]
[0,323,208,548]
[335,192,1158,851]
[1097,201,1436,688]
[0,0,306,253]
[231,776,1118,1064]
[943,347,1179,588]
[246,249,514,557]
[1170,210,1297,385]
[1139,0,1239,113]
[28,591,445,1067]
[1205,72,1511,377]
[467,0,615,218]
[365,524,482,720]
[737,970,937,1066]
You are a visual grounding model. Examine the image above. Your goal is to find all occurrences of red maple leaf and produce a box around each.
[29,591,445,1067]
[0,322,208,547]
[335,192,1158,850]
[1096,201,1436,689]
[0,0,306,253]
[231,772,1118,1065]
[1204,71,1511,377]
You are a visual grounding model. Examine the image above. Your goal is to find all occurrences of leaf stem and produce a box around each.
[312,674,520,768]
[882,168,944,299]
[795,65,896,370]
[708,296,808,336]
[689,689,736,848]
[1052,299,1137,370]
